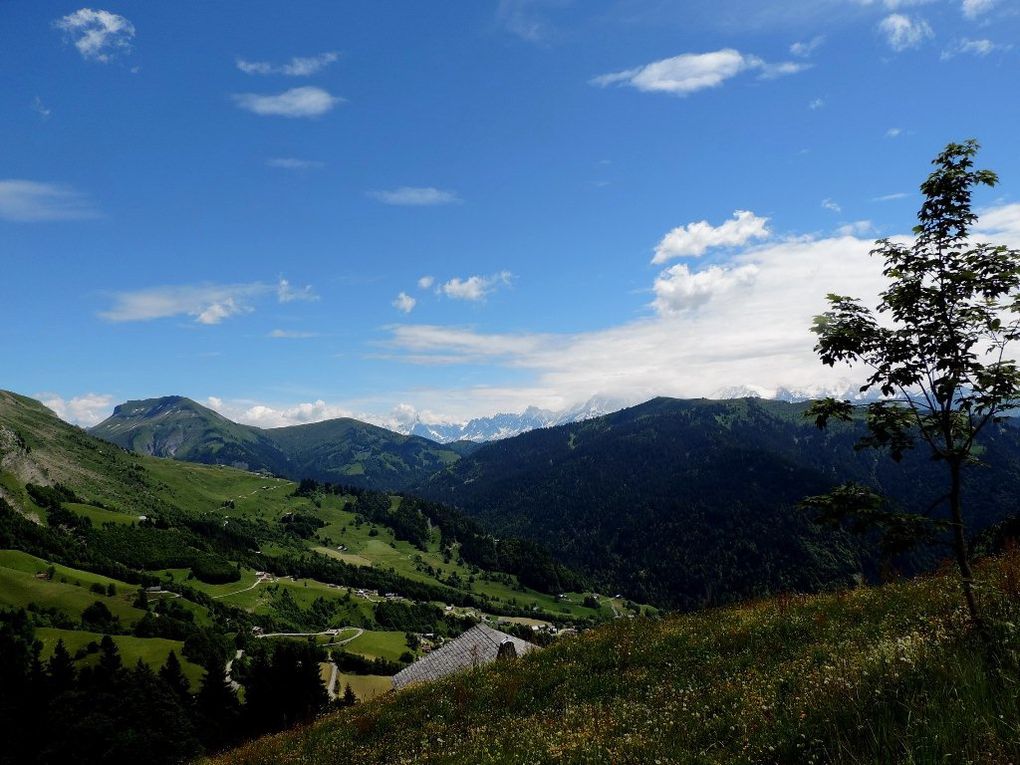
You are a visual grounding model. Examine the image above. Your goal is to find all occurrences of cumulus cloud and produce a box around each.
[266,157,324,170]
[37,392,114,427]
[232,87,342,118]
[440,272,513,301]
[417,276,435,289]
[368,187,461,206]
[276,278,317,303]
[651,263,759,314]
[99,283,269,324]
[962,0,999,19]
[975,203,1020,242]
[236,51,340,76]
[0,180,99,222]
[393,292,417,313]
[591,49,807,96]
[878,14,934,51]
[652,210,770,263]
[54,8,134,62]
[208,398,358,429]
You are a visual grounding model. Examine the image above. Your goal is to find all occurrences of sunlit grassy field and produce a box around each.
[212,553,1020,765]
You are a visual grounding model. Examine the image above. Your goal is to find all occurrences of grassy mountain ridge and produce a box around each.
[213,553,1020,764]
[90,395,477,491]
[418,396,1020,608]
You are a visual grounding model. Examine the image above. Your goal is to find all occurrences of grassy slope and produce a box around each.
[213,556,1020,765]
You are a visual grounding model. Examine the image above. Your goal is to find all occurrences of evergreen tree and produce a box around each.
[96,634,123,684]
[158,650,191,705]
[47,638,76,694]
[342,682,357,706]
[195,661,241,751]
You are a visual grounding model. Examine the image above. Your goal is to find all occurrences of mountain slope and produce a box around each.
[91,395,290,473]
[90,396,476,491]
[214,555,1020,765]
[418,397,1020,608]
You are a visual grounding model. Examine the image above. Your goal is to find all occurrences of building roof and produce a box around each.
[391,624,538,690]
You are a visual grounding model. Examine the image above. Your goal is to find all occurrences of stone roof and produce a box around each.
[391,624,538,690]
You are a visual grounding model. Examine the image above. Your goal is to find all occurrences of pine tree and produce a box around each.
[158,650,191,705]
[342,682,357,707]
[47,638,76,694]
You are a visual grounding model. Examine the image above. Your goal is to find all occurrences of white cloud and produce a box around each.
[591,49,807,96]
[440,272,513,302]
[208,398,358,429]
[54,8,134,62]
[878,14,934,51]
[790,36,825,57]
[268,329,318,339]
[266,158,324,170]
[497,0,564,42]
[38,392,114,427]
[822,198,842,213]
[31,97,52,120]
[975,203,1020,243]
[941,38,1011,58]
[873,192,909,201]
[962,0,999,19]
[393,292,417,313]
[276,278,317,303]
[99,283,269,324]
[835,220,877,236]
[417,275,435,289]
[886,127,903,138]
[381,233,894,414]
[0,180,99,222]
[236,51,340,76]
[651,263,759,314]
[232,87,342,118]
[808,98,825,110]
[652,210,770,263]
[368,187,461,206]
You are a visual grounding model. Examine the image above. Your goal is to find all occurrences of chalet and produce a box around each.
[391,624,539,691]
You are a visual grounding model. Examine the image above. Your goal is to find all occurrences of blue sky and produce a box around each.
[3,0,1020,428]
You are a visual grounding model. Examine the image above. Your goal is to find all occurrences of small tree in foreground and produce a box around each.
[807,139,1020,627]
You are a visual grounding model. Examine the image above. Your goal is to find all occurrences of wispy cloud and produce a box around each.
[873,191,909,201]
[962,0,999,19]
[99,283,274,324]
[266,157,324,170]
[232,87,343,118]
[31,97,52,120]
[497,0,567,42]
[886,127,903,138]
[941,38,1011,58]
[440,272,514,301]
[393,292,417,313]
[822,198,842,213]
[808,97,825,110]
[878,14,934,51]
[652,210,770,264]
[790,36,825,57]
[591,49,808,96]
[53,8,134,63]
[268,329,319,339]
[368,187,461,206]
[236,51,340,76]
[0,180,99,222]
[276,278,317,303]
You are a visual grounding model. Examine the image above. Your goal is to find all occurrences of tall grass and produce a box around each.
[211,552,1020,765]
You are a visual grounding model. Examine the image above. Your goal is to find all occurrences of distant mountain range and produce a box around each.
[90,396,475,491]
[397,396,627,443]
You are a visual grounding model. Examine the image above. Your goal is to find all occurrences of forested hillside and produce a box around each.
[420,397,1020,608]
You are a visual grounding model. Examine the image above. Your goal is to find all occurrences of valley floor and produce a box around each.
[211,553,1020,765]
